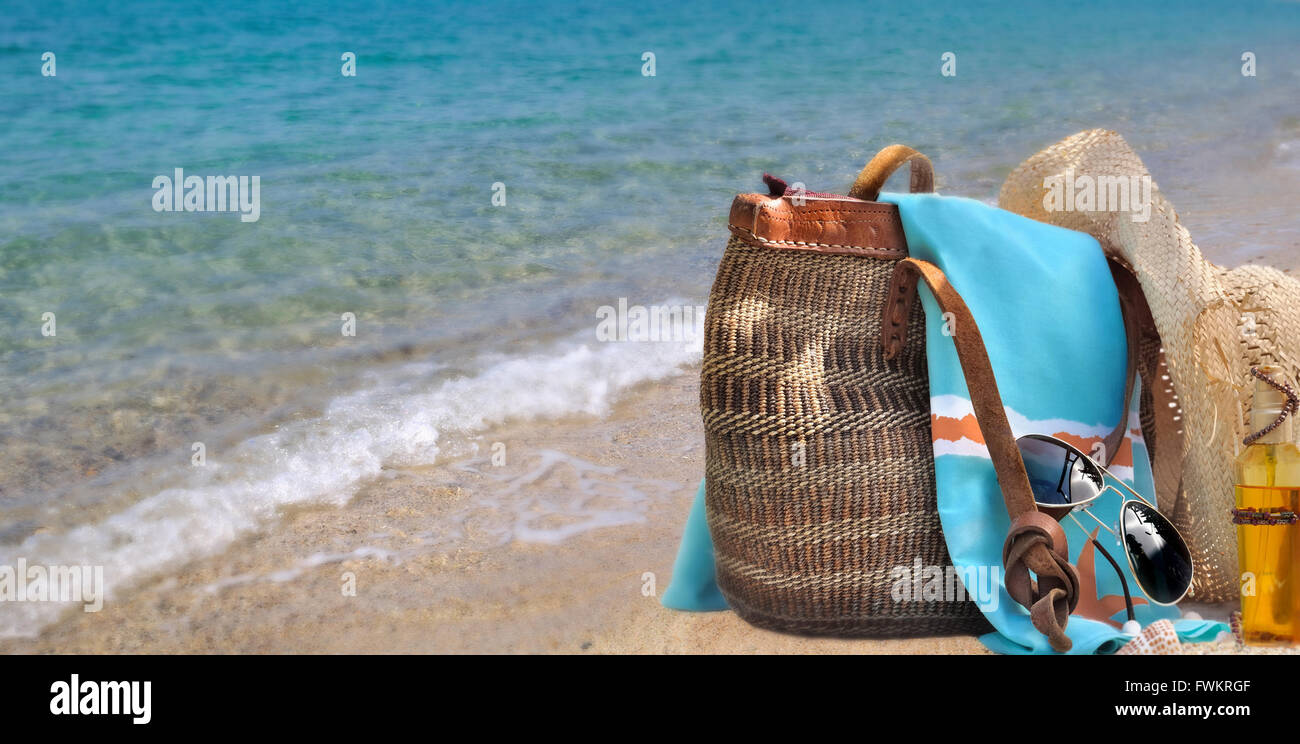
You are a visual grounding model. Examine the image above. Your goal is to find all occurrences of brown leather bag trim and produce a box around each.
[727,192,908,259]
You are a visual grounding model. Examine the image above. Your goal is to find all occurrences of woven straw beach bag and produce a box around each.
[701,146,990,635]
[999,129,1300,602]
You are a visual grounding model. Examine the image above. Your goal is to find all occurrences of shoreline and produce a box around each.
[0,367,988,654]
[5,361,1278,655]
[1,361,1291,654]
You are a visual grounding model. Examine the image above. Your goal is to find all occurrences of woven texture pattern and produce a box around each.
[999,129,1300,602]
[701,234,988,635]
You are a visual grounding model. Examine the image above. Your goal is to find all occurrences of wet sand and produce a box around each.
[6,363,1279,655]
[0,370,991,654]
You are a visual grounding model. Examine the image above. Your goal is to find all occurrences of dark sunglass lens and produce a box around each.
[1121,501,1193,604]
[1016,436,1104,507]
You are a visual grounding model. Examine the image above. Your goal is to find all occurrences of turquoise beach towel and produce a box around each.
[664,191,1226,653]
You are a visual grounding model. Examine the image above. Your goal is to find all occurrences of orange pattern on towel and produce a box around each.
[930,412,1136,468]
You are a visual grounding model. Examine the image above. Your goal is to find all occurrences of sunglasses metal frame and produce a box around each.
[1016,434,1192,608]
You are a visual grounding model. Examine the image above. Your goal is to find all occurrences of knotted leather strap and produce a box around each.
[883,258,1078,651]
[1002,511,1080,652]
[848,144,935,201]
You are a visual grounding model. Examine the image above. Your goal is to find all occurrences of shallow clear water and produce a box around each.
[1,0,1299,636]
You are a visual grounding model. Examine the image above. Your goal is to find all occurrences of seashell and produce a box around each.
[1116,619,1182,655]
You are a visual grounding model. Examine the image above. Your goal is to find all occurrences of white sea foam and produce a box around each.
[0,332,702,638]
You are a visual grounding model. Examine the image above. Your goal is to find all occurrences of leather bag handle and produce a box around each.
[849,144,935,201]
[883,257,1078,652]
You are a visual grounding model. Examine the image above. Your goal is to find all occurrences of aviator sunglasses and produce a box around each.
[1015,434,1193,623]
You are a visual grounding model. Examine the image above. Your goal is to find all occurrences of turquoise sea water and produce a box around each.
[2,0,1299,636]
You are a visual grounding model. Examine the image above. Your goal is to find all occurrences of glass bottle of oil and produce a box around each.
[1233,365,1300,645]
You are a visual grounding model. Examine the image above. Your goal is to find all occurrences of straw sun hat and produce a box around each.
[999,129,1300,602]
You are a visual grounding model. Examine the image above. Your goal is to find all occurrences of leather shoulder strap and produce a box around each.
[882,257,1077,652]
[1109,259,1184,511]
[1100,284,1139,468]
[883,258,1037,518]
